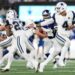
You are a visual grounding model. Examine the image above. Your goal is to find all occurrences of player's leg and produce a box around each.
[26,38,37,69]
[36,38,44,63]
[0,47,3,61]
[0,36,12,67]
[0,36,12,47]
[26,36,40,70]
[17,36,38,71]
[43,38,53,60]
[0,49,14,71]
[58,39,70,66]
[53,33,69,67]
[0,36,12,60]
[38,38,61,72]
[56,33,71,66]
[33,36,39,59]
[1,44,17,71]
[26,61,34,69]
[52,52,61,69]
[1,52,13,71]
[43,38,52,55]
[0,38,16,71]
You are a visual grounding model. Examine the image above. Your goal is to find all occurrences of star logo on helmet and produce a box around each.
[43,12,48,15]
[68,17,70,19]
[61,3,64,6]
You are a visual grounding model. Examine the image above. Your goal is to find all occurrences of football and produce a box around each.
[0,26,6,31]
[36,28,47,38]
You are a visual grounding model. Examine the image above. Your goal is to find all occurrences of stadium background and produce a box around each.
[0,0,75,75]
[0,0,75,58]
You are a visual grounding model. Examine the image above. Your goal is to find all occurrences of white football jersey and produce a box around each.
[23,20,36,38]
[7,19,36,38]
[55,10,74,37]
[6,18,24,36]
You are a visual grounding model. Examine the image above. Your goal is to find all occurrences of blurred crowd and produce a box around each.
[0,0,75,4]
[0,0,75,40]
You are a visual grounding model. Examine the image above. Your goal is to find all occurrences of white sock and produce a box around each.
[0,53,10,65]
[0,47,3,60]
[41,49,60,66]
[4,53,13,69]
[58,41,70,62]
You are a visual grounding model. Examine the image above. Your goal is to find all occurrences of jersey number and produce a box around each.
[62,21,68,30]
[13,21,21,30]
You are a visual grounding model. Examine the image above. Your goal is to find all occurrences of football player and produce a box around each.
[54,2,75,66]
[38,2,75,72]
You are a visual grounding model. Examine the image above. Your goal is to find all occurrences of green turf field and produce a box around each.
[0,60,75,75]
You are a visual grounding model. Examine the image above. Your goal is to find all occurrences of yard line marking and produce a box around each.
[1,70,75,74]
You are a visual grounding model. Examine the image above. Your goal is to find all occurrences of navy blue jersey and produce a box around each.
[72,11,75,24]
[35,17,57,39]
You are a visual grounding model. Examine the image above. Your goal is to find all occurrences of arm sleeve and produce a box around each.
[67,11,73,25]
[40,18,54,26]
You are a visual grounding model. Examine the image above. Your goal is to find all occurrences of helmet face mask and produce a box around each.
[55,2,67,14]
[55,7,61,13]
[6,9,17,20]
[42,10,51,19]
[43,15,51,19]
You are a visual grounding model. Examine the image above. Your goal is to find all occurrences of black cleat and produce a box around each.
[35,63,40,73]
[1,69,10,72]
